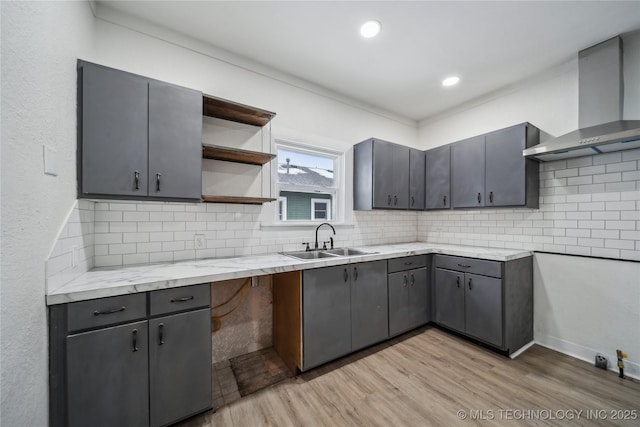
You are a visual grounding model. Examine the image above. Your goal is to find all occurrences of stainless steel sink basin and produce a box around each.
[323,248,370,256]
[282,248,374,261]
[282,251,339,260]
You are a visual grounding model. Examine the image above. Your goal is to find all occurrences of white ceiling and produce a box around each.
[96,1,640,122]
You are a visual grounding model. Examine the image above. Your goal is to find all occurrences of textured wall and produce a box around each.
[0,2,95,425]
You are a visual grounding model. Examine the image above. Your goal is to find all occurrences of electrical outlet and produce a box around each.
[194,234,205,249]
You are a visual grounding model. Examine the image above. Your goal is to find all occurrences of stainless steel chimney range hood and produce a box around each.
[523,36,640,162]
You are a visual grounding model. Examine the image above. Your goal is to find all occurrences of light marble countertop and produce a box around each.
[46,242,532,305]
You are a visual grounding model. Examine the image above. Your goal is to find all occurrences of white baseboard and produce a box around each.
[535,334,639,380]
[509,341,535,359]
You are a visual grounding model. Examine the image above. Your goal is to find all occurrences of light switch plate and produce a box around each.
[43,145,58,176]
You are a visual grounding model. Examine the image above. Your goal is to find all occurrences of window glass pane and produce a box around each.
[277,149,334,187]
[279,191,332,221]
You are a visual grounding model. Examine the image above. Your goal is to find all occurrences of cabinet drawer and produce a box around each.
[435,255,502,278]
[388,255,427,273]
[150,284,210,316]
[67,293,147,332]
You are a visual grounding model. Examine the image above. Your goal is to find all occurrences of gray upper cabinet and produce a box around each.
[451,135,486,208]
[485,123,539,208]
[79,60,202,202]
[81,62,149,197]
[148,81,203,200]
[66,321,150,427]
[450,123,539,209]
[354,138,417,210]
[409,148,425,210]
[425,144,451,210]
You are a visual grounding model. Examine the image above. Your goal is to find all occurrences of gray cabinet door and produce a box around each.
[485,123,526,207]
[372,140,394,209]
[451,135,485,208]
[408,267,429,329]
[392,144,410,209]
[148,81,203,201]
[464,273,503,347]
[303,266,351,370]
[81,62,148,197]
[149,308,212,427]
[351,261,388,351]
[388,271,410,336]
[434,268,465,332]
[66,321,149,427]
[409,149,425,210]
[425,145,451,209]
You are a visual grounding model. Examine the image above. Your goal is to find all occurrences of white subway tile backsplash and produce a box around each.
[567,157,592,168]
[568,176,593,186]
[110,222,137,233]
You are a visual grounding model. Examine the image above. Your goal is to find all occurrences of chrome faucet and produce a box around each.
[315,222,336,249]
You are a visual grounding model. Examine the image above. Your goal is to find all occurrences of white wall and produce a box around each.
[417,32,640,378]
[1,1,96,425]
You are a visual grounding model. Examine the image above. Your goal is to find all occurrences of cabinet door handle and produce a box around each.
[411,196,415,206]
[353,267,358,281]
[443,195,447,206]
[93,306,125,316]
[170,296,194,303]
[468,278,473,290]
[477,192,481,204]
[456,276,460,288]
[410,273,415,286]
[404,261,413,266]
[156,173,162,192]
[388,195,392,206]
[158,323,165,345]
[489,191,494,203]
[343,268,349,282]
[134,171,140,190]
[394,195,398,205]
[132,329,139,352]
[403,275,408,287]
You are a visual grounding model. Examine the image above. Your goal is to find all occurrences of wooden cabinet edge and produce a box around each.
[272,271,303,374]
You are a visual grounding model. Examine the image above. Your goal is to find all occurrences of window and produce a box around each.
[275,141,341,222]
[311,198,331,220]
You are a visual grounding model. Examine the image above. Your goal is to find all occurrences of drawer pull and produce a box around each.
[93,306,125,316]
[132,329,139,352]
[404,262,413,266]
[158,323,165,345]
[170,296,194,303]
[457,263,471,268]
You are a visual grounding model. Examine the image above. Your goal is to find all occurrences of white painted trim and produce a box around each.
[311,198,332,221]
[535,334,640,380]
[509,340,535,359]
[277,197,287,221]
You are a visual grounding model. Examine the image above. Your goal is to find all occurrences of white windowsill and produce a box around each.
[260,221,354,230]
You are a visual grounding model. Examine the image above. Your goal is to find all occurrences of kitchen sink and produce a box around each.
[282,248,374,261]
[323,248,370,256]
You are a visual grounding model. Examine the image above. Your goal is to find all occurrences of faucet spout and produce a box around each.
[315,222,336,249]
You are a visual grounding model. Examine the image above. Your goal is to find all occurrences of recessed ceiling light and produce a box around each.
[360,20,381,38]
[442,76,460,87]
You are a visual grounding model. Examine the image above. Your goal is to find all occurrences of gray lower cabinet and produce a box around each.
[66,321,149,427]
[425,144,451,210]
[387,256,430,336]
[303,260,388,370]
[49,284,212,427]
[79,60,202,201]
[433,255,533,354]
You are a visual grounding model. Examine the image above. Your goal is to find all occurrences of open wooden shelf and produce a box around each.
[203,94,276,127]
[202,145,276,166]
[202,195,276,205]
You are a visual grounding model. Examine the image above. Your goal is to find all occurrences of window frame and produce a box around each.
[278,196,287,221]
[310,198,332,221]
[273,138,343,224]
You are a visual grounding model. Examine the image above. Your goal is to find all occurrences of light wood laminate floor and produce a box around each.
[179,326,640,426]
